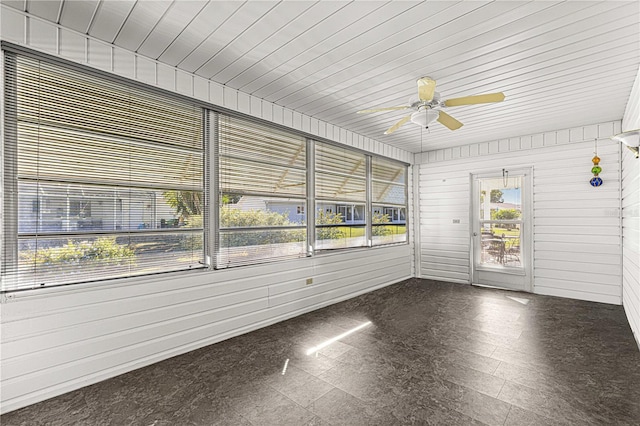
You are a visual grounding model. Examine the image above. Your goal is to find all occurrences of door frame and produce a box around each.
[469,167,534,292]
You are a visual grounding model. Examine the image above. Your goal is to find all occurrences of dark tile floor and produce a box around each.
[3,278,640,425]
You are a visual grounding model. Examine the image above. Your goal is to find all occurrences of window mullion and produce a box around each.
[2,52,19,290]
[204,109,214,269]
[366,155,372,247]
[307,138,315,256]
[212,110,221,269]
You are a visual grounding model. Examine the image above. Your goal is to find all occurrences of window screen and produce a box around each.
[315,142,367,250]
[217,114,307,268]
[2,53,206,291]
[372,157,407,245]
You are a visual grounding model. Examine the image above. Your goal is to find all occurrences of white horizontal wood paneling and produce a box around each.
[418,165,471,284]
[1,245,412,413]
[418,121,623,304]
[622,65,640,131]
[114,1,172,52]
[23,0,62,23]
[58,0,97,34]
[0,5,413,165]
[89,0,135,44]
[621,66,640,348]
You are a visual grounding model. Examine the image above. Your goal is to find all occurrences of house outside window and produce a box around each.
[336,204,366,224]
[372,157,408,245]
[315,142,367,250]
[1,48,409,289]
[1,52,207,291]
[216,114,307,268]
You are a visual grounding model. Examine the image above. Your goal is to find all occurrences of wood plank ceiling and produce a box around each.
[4,0,639,153]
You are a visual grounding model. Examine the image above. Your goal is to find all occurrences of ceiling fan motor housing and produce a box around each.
[410,91,441,108]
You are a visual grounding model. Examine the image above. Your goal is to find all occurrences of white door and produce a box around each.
[471,169,532,291]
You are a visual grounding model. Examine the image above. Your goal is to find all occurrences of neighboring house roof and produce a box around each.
[227,196,267,212]
[378,184,405,205]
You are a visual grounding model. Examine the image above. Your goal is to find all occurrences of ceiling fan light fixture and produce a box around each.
[410,108,439,128]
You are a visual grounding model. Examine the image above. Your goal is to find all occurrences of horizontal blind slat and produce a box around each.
[315,142,367,205]
[216,114,308,268]
[370,157,407,247]
[17,59,202,149]
[3,53,206,291]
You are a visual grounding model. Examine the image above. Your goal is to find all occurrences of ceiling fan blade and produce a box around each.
[444,92,505,107]
[437,110,463,130]
[384,114,412,135]
[357,106,409,114]
[417,77,436,101]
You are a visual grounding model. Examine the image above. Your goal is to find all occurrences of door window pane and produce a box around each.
[478,176,523,268]
[479,178,522,220]
[480,223,521,267]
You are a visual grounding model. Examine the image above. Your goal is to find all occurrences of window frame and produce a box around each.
[371,156,409,247]
[215,113,309,269]
[314,141,369,252]
[1,46,210,292]
[1,43,409,292]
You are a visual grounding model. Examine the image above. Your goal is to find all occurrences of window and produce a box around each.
[372,157,408,245]
[2,49,409,288]
[315,142,367,250]
[477,176,523,267]
[216,114,307,268]
[337,204,365,223]
[2,53,206,291]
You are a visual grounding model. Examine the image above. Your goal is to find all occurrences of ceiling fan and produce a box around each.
[357,77,505,134]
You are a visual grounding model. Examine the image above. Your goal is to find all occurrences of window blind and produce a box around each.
[2,53,206,291]
[315,142,367,202]
[217,114,307,268]
[371,157,408,246]
[315,142,367,250]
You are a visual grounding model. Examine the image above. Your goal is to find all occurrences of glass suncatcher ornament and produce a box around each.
[590,140,603,187]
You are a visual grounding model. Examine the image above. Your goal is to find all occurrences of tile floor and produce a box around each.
[2,278,640,425]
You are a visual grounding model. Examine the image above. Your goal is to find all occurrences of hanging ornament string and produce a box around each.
[590,139,603,187]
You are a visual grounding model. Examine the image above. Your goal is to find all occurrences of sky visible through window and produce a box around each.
[501,188,521,205]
